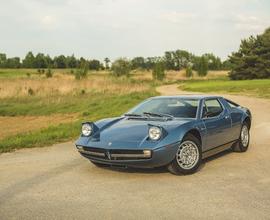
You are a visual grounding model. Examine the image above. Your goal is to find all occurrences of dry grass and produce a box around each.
[131,70,153,80]
[166,70,229,80]
[0,114,78,140]
[0,74,149,98]
[130,69,229,81]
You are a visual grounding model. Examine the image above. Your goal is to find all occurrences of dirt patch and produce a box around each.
[0,114,78,139]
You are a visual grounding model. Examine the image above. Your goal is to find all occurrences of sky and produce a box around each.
[0,0,269,61]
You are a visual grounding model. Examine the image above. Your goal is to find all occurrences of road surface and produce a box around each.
[1,84,270,219]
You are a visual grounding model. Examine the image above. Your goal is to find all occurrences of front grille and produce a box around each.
[78,147,151,160]
[80,147,106,158]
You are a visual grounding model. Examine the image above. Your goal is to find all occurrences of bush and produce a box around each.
[75,64,88,80]
[197,56,208,77]
[185,66,193,78]
[152,62,165,80]
[46,68,53,78]
[28,88,34,96]
[81,89,86,95]
[111,58,131,77]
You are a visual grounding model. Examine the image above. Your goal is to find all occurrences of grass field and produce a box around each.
[0,69,156,152]
[0,68,268,153]
[179,79,270,99]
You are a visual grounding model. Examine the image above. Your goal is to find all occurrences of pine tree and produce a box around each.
[229,27,270,80]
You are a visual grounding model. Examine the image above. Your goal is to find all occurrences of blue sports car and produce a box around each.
[75,95,251,175]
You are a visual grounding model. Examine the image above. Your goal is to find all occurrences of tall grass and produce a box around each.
[0,74,149,98]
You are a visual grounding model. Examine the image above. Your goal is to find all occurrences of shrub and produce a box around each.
[81,89,86,95]
[111,58,131,77]
[28,88,34,96]
[75,63,88,80]
[185,66,193,78]
[46,68,53,78]
[152,62,165,80]
[197,56,208,77]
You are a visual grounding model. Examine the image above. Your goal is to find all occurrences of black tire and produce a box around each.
[167,133,202,175]
[232,122,250,152]
[90,161,109,167]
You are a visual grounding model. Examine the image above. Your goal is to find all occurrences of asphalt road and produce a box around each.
[0,84,270,220]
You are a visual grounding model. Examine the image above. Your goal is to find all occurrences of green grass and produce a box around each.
[0,91,154,117]
[0,122,81,153]
[180,79,270,98]
[0,69,39,78]
[0,91,156,153]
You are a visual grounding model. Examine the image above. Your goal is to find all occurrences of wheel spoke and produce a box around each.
[241,125,249,147]
[176,141,199,170]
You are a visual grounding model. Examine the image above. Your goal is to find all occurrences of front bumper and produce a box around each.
[75,143,179,168]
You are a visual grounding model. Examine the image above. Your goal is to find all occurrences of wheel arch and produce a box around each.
[243,116,251,129]
[183,129,202,146]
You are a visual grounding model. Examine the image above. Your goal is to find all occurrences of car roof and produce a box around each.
[150,95,223,100]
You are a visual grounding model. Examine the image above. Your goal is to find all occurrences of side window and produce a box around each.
[203,99,223,118]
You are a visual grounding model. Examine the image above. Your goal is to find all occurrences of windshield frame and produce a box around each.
[125,97,201,119]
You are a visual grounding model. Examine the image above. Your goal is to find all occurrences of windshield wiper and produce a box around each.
[124,113,143,117]
[143,112,174,119]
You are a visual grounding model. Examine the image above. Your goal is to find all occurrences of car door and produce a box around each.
[224,99,243,140]
[201,98,232,151]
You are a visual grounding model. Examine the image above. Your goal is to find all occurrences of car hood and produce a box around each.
[76,117,194,149]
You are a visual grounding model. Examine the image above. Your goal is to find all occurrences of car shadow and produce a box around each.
[99,149,233,175]
[102,165,168,174]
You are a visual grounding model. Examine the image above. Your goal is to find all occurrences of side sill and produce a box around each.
[202,140,237,159]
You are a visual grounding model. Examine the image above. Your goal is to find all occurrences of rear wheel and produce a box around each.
[232,122,250,152]
[167,134,202,175]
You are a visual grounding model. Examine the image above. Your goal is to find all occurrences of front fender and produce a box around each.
[153,121,203,156]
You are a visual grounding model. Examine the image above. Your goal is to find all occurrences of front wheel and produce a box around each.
[167,134,202,175]
[232,122,250,152]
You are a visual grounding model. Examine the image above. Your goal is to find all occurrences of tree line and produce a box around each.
[2,25,269,81]
[0,52,105,70]
[0,50,231,72]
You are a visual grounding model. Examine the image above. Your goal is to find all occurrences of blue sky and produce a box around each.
[0,0,269,60]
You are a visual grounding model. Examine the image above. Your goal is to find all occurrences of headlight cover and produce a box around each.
[149,126,162,141]
[82,123,93,136]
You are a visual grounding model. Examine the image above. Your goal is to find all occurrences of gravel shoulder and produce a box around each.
[0,84,270,220]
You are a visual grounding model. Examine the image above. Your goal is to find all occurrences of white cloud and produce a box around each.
[161,11,198,24]
[40,15,56,26]
[234,14,268,31]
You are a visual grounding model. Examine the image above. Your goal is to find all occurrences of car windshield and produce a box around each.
[127,98,199,118]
